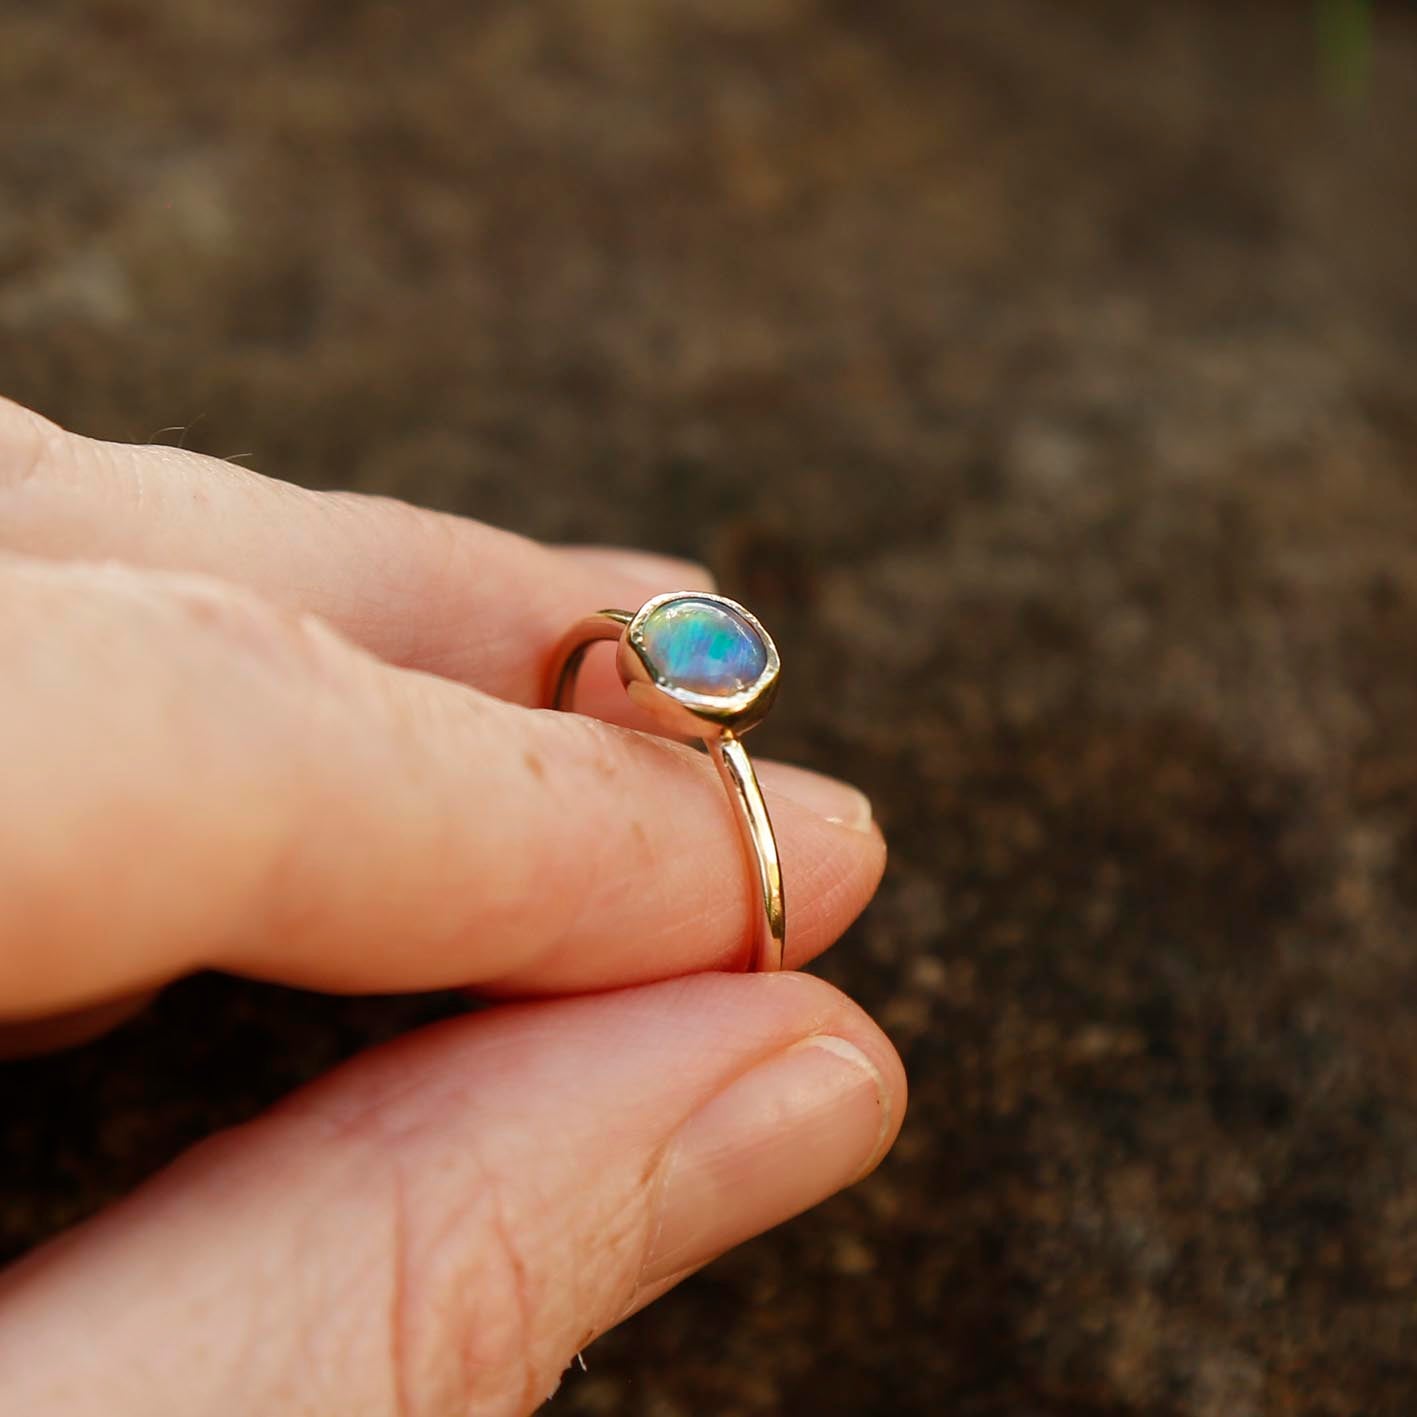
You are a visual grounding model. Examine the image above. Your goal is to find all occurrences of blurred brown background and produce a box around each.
[4,2,1417,1413]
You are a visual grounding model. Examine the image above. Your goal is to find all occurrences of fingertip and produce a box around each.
[774,969,909,1161]
[659,970,907,1155]
[634,974,906,1291]
[765,790,887,972]
[757,759,874,833]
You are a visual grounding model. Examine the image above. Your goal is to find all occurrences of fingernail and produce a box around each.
[561,545,716,592]
[758,762,875,833]
[642,1035,890,1286]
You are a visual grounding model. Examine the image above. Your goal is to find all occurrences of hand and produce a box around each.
[0,398,905,1415]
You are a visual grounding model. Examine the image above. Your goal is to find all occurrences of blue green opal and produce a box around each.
[640,598,768,696]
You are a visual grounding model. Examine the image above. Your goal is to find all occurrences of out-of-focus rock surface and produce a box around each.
[3,3,1417,1412]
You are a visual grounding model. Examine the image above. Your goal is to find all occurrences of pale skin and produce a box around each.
[0,396,906,1416]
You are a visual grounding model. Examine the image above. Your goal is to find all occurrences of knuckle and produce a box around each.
[433,1168,548,1415]
[414,1142,651,1416]
[157,572,359,691]
[5,558,355,716]
[0,397,73,503]
[288,1100,565,1417]
[276,1050,664,1417]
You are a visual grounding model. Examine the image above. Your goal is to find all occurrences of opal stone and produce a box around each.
[640,597,768,696]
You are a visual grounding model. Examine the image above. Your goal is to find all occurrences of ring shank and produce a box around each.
[710,732,786,972]
[545,608,786,973]
[545,610,632,711]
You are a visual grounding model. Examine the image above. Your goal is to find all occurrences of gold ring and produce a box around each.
[545,591,785,973]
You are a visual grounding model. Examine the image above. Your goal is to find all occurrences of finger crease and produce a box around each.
[388,1161,416,1417]
[484,1170,538,1416]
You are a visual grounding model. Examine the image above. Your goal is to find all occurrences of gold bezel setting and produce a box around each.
[617,590,781,738]
[546,589,787,971]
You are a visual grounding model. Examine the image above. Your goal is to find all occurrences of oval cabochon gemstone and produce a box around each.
[639,598,769,696]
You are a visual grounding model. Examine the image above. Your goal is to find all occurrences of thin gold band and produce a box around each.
[545,608,786,973]
[708,731,786,972]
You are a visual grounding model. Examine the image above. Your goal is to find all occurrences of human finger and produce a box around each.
[0,396,714,725]
[0,556,882,1017]
[0,972,906,1417]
